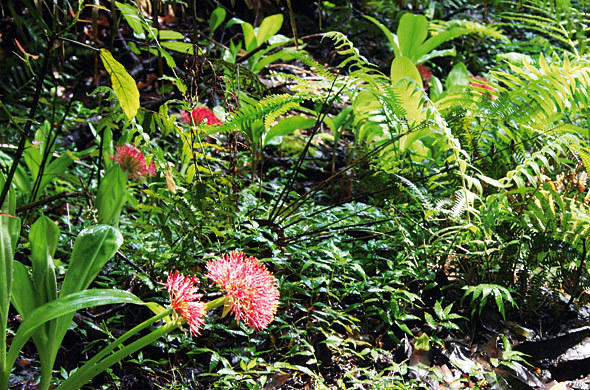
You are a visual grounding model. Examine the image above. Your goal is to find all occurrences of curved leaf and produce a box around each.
[61,225,123,297]
[6,289,143,374]
[397,13,428,61]
[256,14,284,47]
[30,216,59,304]
[363,15,400,57]
[99,49,140,120]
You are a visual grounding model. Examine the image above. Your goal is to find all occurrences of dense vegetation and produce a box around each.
[0,0,589,388]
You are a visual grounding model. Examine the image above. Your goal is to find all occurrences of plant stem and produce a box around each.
[57,309,173,390]
[205,296,227,311]
[0,37,54,209]
[58,322,175,390]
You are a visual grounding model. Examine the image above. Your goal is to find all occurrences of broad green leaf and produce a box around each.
[241,22,257,51]
[6,289,143,374]
[256,14,283,46]
[445,62,469,90]
[114,2,144,36]
[414,333,430,351]
[99,49,140,121]
[264,116,316,147]
[415,47,456,65]
[61,225,123,297]
[494,291,506,320]
[36,154,73,201]
[11,261,38,319]
[157,47,177,69]
[424,312,437,328]
[30,216,59,304]
[390,56,423,87]
[161,41,197,55]
[476,174,508,189]
[157,30,184,40]
[434,300,444,319]
[415,26,470,62]
[397,13,428,61]
[96,164,128,226]
[0,172,19,389]
[53,226,124,359]
[251,47,295,74]
[209,7,226,35]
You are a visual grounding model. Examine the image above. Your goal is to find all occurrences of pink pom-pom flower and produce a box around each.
[164,271,206,336]
[181,106,222,125]
[206,252,279,330]
[112,144,156,181]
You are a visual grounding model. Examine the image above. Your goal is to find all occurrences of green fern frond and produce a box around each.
[322,31,372,71]
[395,174,434,210]
[286,51,338,82]
[501,132,585,188]
[500,0,590,54]
[429,19,509,42]
[206,93,317,135]
[214,59,267,97]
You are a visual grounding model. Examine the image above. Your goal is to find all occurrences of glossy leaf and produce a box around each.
[209,7,226,35]
[99,49,140,120]
[241,22,257,51]
[6,289,144,374]
[30,216,59,304]
[0,172,19,389]
[60,225,123,297]
[397,13,428,62]
[256,14,283,47]
[96,164,127,226]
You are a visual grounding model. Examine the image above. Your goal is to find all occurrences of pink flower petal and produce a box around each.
[207,252,279,330]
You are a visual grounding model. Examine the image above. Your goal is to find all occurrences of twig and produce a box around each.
[115,251,158,285]
[16,191,87,213]
[0,38,54,209]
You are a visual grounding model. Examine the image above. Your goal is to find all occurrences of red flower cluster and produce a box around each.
[207,252,279,330]
[181,107,222,125]
[164,271,206,336]
[471,76,497,99]
[112,144,156,180]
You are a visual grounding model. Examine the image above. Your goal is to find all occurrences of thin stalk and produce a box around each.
[268,79,342,224]
[29,96,75,205]
[0,38,54,209]
[205,296,227,311]
[80,308,172,368]
[57,321,175,390]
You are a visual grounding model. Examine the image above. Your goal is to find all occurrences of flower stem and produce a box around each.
[205,296,227,311]
[57,308,174,390]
